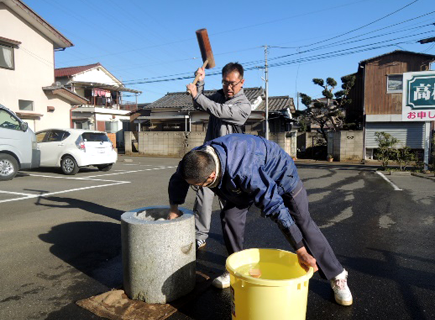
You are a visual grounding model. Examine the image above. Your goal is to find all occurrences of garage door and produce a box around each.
[365,122,424,148]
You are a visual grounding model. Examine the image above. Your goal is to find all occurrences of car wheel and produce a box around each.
[98,164,113,172]
[61,156,79,175]
[0,154,19,181]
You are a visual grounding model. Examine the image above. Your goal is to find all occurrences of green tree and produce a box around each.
[375,132,398,169]
[395,146,415,171]
[299,75,355,141]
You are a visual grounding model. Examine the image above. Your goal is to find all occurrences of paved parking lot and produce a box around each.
[0,156,434,320]
[0,162,179,204]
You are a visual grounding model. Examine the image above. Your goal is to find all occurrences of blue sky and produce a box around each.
[25,0,435,106]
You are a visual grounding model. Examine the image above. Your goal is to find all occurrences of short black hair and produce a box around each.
[180,150,216,183]
[222,62,244,79]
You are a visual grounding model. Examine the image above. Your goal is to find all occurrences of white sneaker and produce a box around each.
[330,269,353,306]
[212,271,230,289]
[196,239,206,250]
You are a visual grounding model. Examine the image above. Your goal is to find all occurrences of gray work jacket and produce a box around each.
[193,81,251,142]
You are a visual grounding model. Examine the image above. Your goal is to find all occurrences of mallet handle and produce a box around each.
[187,60,208,95]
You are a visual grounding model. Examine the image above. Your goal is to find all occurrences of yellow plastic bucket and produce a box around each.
[226,248,313,320]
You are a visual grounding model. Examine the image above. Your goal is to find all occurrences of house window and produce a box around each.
[0,43,14,69]
[75,121,90,130]
[387,74,403,93]
[19,100,34,111]
[105,121,118,133]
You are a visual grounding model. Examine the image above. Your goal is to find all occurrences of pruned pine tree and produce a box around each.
[299,75,355,141]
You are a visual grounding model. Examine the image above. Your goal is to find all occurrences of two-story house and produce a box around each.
[55,62,141,148]
[346,50,435,160]
[0,0,88,131]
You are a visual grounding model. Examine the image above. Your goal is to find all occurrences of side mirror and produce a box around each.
[20,122,29,132]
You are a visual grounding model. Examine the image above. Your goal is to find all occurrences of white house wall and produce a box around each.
[0,2,72,131]
[95,114,129,122]
[72,68,119,86]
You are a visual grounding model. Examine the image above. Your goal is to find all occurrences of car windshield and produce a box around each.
[82,132,109,142]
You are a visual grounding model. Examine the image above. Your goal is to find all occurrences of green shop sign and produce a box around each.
[406,74,435,109]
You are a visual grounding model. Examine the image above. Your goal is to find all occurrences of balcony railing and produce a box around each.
[119,101,138,111]
[80,101,138,112]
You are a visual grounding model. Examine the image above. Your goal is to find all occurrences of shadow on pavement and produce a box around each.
[35,196,124,221]
[36,197,125,288]
[339,248,435,320]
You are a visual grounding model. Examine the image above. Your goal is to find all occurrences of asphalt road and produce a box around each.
[0,156,434,320]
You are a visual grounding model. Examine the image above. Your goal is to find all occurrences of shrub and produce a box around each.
[375,132,398,169]
[395,146,415,171]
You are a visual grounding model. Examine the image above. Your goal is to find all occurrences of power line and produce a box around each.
[121,30,435,85]
[210,0,372,37]
[52,1,372,66]
[302,0,420,48]
[267,26,435,63]
[120,6,435,85]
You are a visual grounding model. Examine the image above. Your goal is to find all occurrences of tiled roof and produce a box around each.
[256,96,295,112]
[144,87,264,111]
[55,63,102,78]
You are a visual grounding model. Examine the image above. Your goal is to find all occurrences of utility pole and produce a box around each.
[264,45,269,140]
[296,92,300,111]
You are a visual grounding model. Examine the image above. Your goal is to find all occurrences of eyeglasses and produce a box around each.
[222,79,243,88]
[190,175,211,192]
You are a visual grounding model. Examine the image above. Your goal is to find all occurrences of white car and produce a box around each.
[35,128,117,175]
[0,104,40,180]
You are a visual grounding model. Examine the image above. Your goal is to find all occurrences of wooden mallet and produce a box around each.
[187,28,216,94]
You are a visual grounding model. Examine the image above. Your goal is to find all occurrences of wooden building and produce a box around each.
[346,50,435,159]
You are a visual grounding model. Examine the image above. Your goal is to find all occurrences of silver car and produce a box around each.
[36,128,117,175]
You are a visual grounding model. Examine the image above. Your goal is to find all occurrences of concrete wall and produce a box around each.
[124,131,133,154]
[269,131,297,157]
[136,132,205,158]
[328,130,364,161]
[126,131,298,158]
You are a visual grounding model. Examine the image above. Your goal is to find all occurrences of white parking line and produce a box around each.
[0,174,131,204]
[376,171,403,191]
[28,173,125,183]
[28,174,81,180]
[85,166,176,178]
[0,180,130,204]
[0,166,176,204]
[0,190,35,196]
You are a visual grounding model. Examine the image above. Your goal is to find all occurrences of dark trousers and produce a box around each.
[220,180,343,280]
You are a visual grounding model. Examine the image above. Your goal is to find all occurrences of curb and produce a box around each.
[411,172,435,181]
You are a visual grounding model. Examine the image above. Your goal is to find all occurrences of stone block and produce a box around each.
[121,206,195,304]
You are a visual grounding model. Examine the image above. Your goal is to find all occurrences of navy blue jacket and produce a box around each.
[169,134,303,247]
